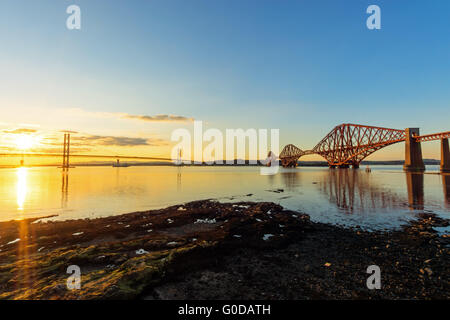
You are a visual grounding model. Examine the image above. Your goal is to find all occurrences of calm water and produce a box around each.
[0,165,449,230]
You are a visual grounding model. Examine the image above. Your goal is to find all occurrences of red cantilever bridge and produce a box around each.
[279,124,450,173]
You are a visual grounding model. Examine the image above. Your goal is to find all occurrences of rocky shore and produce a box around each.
[0,200,448,299]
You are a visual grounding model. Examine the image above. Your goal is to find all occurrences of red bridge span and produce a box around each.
[279,124,450,173]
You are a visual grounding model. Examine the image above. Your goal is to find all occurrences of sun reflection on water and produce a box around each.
[16,167,28,211]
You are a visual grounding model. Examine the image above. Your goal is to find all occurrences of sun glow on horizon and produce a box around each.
[14,134,38,150]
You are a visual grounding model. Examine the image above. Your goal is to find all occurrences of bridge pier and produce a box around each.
[403,128,425,172]
[329,164,360,169]
[441,138,450,173]
[281,158,298,168]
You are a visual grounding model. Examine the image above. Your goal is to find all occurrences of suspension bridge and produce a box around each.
[1,132,174,169]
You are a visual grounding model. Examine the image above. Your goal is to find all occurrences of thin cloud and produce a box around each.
[122,114,194,123]
[59,130,79,134]
[3,128,37,134]
[34,147,93,154]
[65,108,194,123]
[73,135,169,147]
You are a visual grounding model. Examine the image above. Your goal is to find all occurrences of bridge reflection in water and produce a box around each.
[406,173,424,210]
[61,171,69,209]
[281,169,449,214]
[318,169,404,213]
[443,175,450,208]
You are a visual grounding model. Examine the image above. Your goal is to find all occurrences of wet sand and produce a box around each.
[0,200,448,299]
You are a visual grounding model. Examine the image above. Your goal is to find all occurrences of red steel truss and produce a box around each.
[279,124,406,168]
[279,144,311,167]
[313,124,406,167]
[414,131,450,142]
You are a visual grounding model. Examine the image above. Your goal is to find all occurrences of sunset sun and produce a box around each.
[14,134,35,150]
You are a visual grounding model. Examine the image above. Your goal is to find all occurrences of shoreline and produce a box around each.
[0,200,448,299]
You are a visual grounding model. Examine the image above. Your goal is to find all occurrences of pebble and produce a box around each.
[136,249,149,255]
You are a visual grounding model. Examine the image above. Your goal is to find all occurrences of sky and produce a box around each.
[0,0,449,162]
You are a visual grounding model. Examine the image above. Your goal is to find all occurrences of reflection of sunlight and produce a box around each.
[16,167,28,211]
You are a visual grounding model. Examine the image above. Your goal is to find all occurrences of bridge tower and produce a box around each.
[62,133,71,170]
[403,128,425,172]
[441,138,450,173]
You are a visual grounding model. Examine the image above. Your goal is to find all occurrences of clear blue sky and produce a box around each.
[0,0,449,159]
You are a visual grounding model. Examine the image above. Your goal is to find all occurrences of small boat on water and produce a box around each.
[113,159,130,167]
